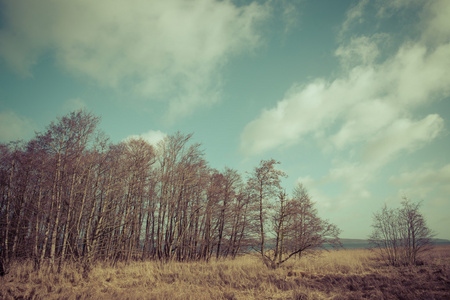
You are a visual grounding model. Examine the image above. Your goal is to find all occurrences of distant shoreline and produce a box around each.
[327,238,450,250]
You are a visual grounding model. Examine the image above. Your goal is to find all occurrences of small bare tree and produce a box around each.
[248,159,286,261]
[369,197,434,266]
[263,183,341,268]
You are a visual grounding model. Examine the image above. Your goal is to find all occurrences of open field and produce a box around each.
[1,246,450,300]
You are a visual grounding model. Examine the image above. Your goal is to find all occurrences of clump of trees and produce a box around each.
[0,110,340,273]
[369,198,434,266]
[248,160,341,268]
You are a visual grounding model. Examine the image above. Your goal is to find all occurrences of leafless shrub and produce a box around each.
[369,197,434,266]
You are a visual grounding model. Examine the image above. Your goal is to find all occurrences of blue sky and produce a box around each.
[1,0,449,239]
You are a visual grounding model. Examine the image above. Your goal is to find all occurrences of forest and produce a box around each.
[0,110,340,273]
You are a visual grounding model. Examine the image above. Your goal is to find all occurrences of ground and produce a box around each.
[1,246,449,299]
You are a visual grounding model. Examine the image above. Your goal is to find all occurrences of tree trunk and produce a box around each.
[4,158,15,264]
[59,172,77,272]
[259,185,265,257]
[50,153,63,270]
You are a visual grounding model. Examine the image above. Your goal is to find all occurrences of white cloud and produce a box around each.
[421,0,450,45]
[339,0,369,39]
[331,100,398,149]
[242,0,450,235]
[279,0,301,34]
[390,163,450,196]
[125,130,167,147]
[296,175,315,188]
[300,113,444,236]
[386,43,450,107]
[0,110,35,142]
[0,0,269,122]
[363,115,444,166]
[240,77,356,155]
[62,98,87,113]
[389,163,450,237]
[335,34,386,69]
[240,0,450,159]
[376,0,424,18]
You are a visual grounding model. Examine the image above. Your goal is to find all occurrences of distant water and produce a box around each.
[320,242,371,250]
[342,242,372,250]
[431,240,450,246]
[324,239,450,250]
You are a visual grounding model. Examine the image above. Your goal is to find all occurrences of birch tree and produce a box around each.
[264,183,341,268]
[248,159,286,260]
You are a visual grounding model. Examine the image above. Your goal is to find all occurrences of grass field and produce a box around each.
[1,246,449,299]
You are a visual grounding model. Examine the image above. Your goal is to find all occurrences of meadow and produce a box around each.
[1,246,449,300]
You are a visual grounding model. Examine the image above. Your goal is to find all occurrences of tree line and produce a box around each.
[0,110,340,273]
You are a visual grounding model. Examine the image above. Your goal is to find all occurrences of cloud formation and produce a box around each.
[363,115,444,166]
[389,162,450,236]
[390,163,450,196]
[0,0,269,122]
[62,98,87,113]
[240,0,450,228]
[125,130,168,147]
[241,0,450,162]
[0,110,34,142]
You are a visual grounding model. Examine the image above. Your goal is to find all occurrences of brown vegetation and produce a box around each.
[1,246,449,299]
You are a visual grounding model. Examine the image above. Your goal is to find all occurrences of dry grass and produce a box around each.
[1,246,450,299]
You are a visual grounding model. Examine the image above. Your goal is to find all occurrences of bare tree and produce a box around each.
[369,204,400,265]
[264,183,341,268]
[248,159,286,260]
[369,198,434,266]
[38,110,99,270]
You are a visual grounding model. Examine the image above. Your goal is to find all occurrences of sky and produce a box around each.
[1,0,449,240]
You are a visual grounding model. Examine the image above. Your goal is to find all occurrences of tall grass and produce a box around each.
[1,246,449,299]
